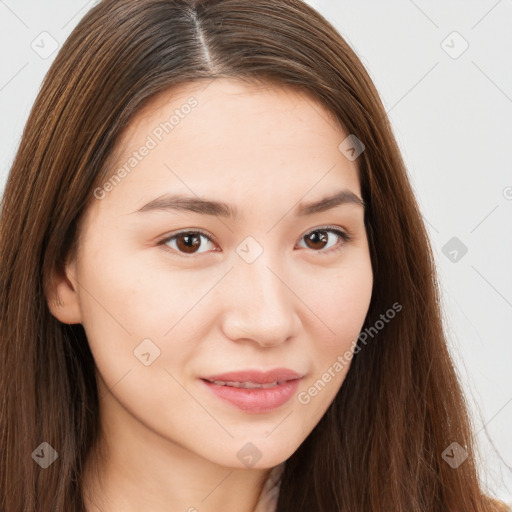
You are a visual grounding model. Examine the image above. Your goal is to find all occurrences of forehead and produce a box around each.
[95,78,361,214]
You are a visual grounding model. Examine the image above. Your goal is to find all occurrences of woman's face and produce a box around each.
[55,78,373,469]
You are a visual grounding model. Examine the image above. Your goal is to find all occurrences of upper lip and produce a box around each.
[202,368,304,384]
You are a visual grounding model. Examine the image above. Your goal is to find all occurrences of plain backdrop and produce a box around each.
[1,0,511,503]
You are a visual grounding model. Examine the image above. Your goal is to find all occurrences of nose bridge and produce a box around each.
[221,246,298,345]
[244,260,283,309]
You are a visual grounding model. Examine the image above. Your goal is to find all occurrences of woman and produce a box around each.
[0,0,507,510]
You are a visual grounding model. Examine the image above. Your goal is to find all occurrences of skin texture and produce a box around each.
[48,79,373,512]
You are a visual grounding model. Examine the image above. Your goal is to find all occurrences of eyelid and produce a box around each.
[158,225,352,258]
[160,227,216,242]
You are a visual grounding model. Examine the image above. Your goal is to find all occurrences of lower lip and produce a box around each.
[200,378,302,413]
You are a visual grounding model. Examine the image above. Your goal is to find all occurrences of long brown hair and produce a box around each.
[0,0,506,510]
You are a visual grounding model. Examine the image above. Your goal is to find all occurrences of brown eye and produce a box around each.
[304,230,329,250]
[174,233,201,254]
[162,231,216,256]
[298,228,350,254]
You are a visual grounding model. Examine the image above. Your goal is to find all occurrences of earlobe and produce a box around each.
[46,258,83,325]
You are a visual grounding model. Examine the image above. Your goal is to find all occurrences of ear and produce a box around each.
[46,255,83,325]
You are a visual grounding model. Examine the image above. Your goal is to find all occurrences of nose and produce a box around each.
[219,254,301,348]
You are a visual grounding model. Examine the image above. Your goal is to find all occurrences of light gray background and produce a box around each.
[1,0,511,503]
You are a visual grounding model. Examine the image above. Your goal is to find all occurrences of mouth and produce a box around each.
[201,379,293,389]
[201,368,304,385]
[199,369,304,413]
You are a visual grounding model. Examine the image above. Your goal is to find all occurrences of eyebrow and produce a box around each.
[132,189,365,220]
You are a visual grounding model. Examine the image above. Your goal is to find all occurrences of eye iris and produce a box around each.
[176,233,201,254]
[305,230,328,250]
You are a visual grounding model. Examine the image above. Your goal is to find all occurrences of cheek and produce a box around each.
[297,256,373,408]
[330,266,373,343]
[77,236,180,333]
[75,240,202,387]
[299,253,373,346]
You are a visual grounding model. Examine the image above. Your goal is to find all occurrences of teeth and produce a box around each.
[210,380,284,389]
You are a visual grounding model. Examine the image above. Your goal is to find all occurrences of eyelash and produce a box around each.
[158,225,352,259]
